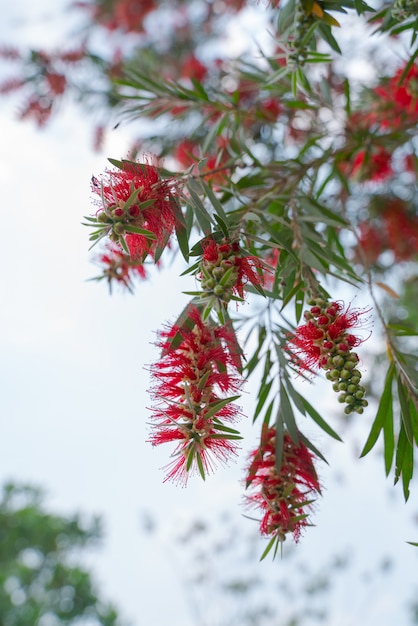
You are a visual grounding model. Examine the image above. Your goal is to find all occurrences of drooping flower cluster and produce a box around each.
[89,159,179,261]
[93,243,147,292]
[149,307,243,485]
[199,238,265,306]
[288,298,369,414]
[245,426,321,543]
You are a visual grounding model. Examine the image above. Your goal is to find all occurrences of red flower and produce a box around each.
[350,147,393,182]
[245,426,320,543]
[181,54,208,83]
[288,298,369,414]
[199,238,266,304]
[91,158,179,260]
[375,63,418,124]
[94,243,147,292]
[149,307,243,484]
[357,199,418,263]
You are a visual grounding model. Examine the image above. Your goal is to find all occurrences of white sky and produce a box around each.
[1,2,418,626]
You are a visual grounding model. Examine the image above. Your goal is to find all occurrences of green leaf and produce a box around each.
[124,225,157,238]
[394,423,414,501]
[397,376,415,446]
[254,380,274,422]
[279,382,299,444]
[301,397,342,441]
[360,364,394,457]
[259,535,279,562]
[204,396,241,421]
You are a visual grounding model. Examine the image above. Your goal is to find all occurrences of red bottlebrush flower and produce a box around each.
[350,148,393,182]
[262,248,280,289]
[18,95,53,127]
[383,200,418,261]
[357,221,386,264]
[45,72,66,95]
[288,298,370,414]
[93,243,147,292]
[259,97,282,121]
[370,63,418,130]
[149,306,243,485]
[90,158,180,261]
[357,199,418,264]
[245,426,320,544]
[199,238,266,305]
[181,54,208,83]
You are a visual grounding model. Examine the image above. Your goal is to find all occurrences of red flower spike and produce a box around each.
[94,243,147,292]
[288,299,370,415]
[245,427,320,543]
[199,237,266,306]
[90,158,179,261]
[149,307,244,485]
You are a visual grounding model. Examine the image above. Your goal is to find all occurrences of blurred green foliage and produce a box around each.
[0,482,124,626]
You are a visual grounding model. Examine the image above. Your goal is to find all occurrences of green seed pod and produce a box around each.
[350,376,361,385]
[355,406,364,414]
[213,285,224,296]
[330,369,340,380]
[113,222,125,235]
[340,369,351,380]
[361,399,368,407]
[97,211,109,223]
[332,355,344,367]
[355,390,364,399]
[347,384,357,394]
[338,394,346,403]
[332,382,340,392]
[345,395,355,405]
[344,360,355,371]
[212,267,225,279]
[344,406,354,415]
[338,382,347,391]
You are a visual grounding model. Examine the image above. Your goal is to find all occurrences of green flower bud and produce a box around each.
[212,267,225,279]
[97,211,109,223]
[113,222,125,235]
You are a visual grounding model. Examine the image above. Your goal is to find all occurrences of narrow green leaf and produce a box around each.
[259,535,278,561]
[301,397,342,441]
[397,376,415,446]
[254,380,274,422]
[383,394,395,476]
[360,364,394,457]
[279,382,299,444]
[204,396,241,421]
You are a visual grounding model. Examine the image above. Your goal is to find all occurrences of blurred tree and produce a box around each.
[0,482,125,626]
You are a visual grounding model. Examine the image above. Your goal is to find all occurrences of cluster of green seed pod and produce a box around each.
[305,298,368,415]
[199,242,239,305]
[391,0,418,21]
[288,1,316,65]
[96,196,143,244]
